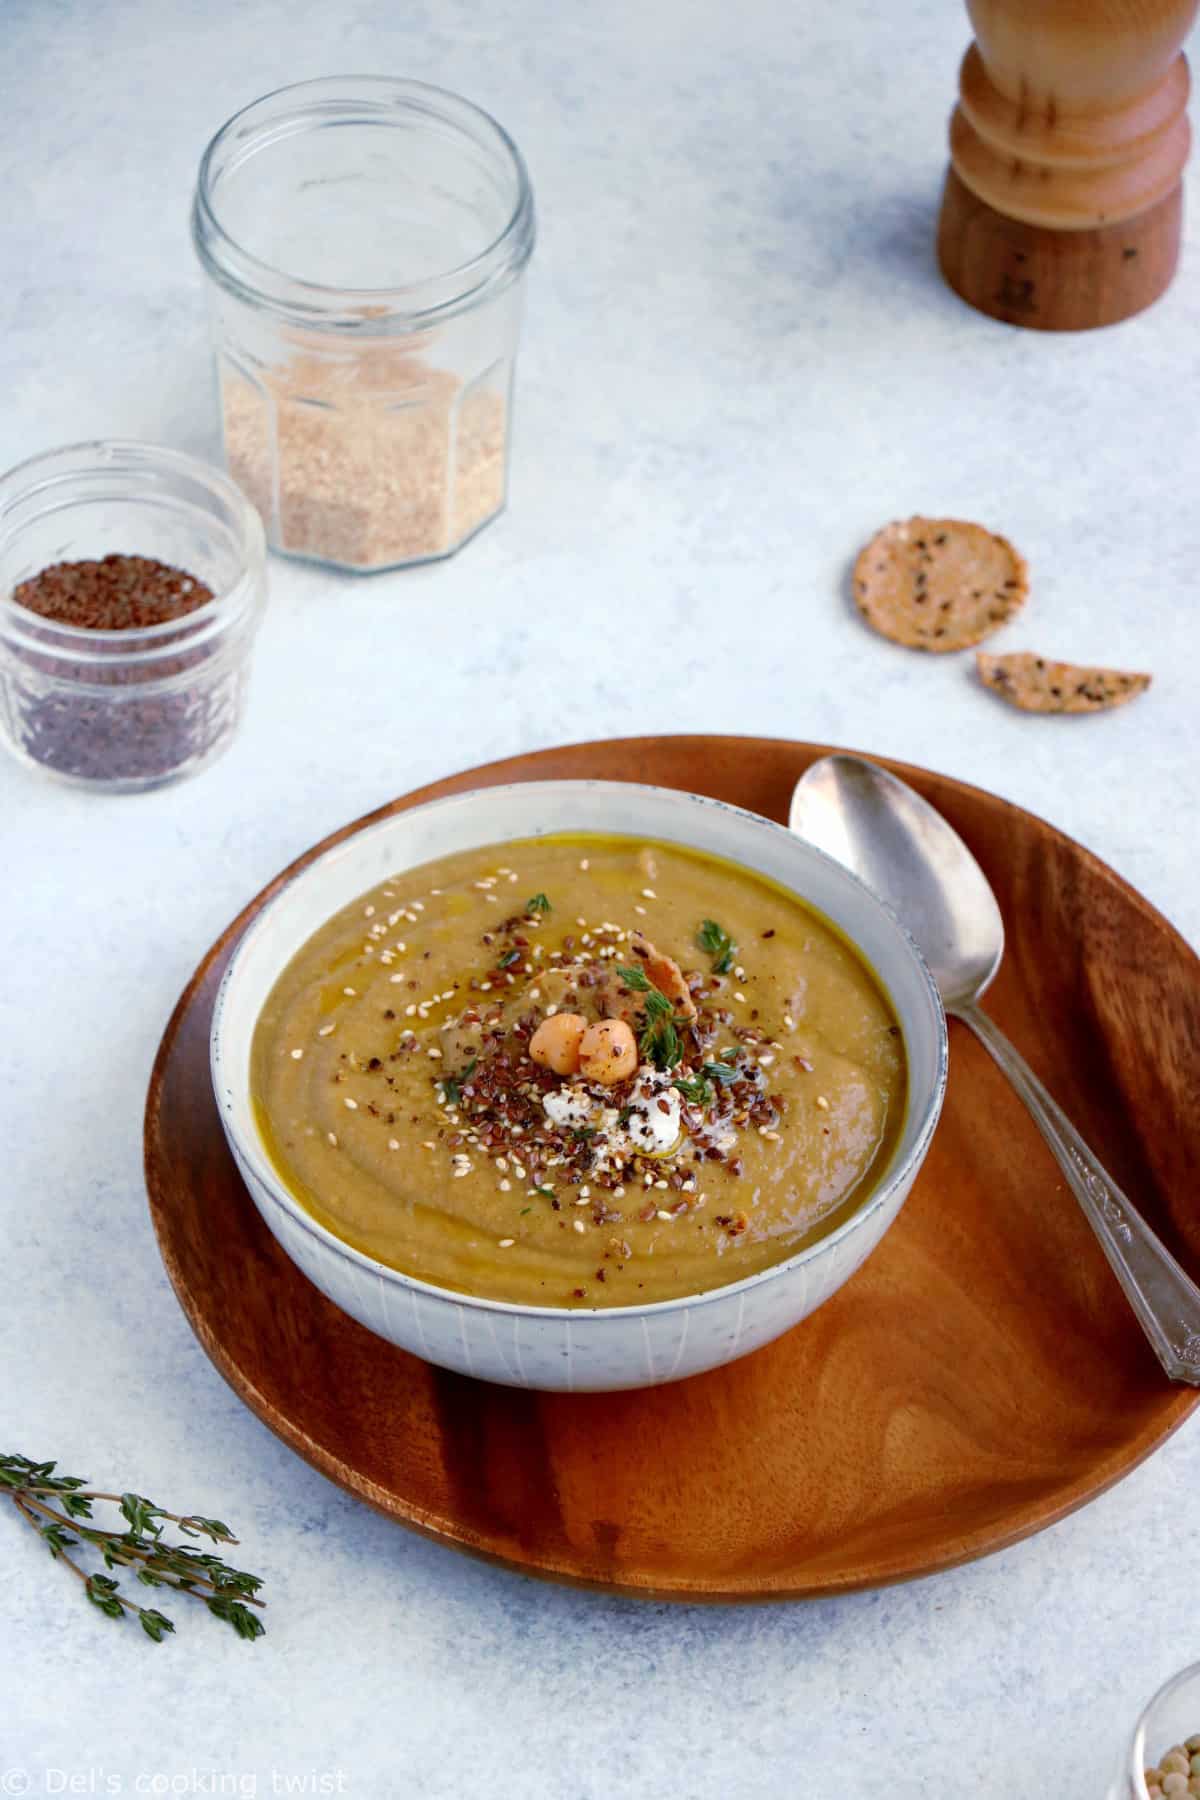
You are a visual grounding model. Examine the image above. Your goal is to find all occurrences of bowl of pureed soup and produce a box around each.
[212,781,947,1390]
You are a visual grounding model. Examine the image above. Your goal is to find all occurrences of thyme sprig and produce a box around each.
[615,965,687,1070]
[697,918,736,975]
[1,1453,265,1644]
[675,1062,741,1107]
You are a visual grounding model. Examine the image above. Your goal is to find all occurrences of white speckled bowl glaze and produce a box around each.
[211,781,947,1391]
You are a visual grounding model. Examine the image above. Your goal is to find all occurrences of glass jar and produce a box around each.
[0,441,267,792]
[191,77,536,574]
[1109,1660,1200,1798]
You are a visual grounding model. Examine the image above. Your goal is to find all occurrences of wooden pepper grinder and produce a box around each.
[937,0,1200,329]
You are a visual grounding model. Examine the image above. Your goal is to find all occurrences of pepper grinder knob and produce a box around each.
[937,0,1200,329]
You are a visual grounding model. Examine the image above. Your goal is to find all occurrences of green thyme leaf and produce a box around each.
[206,1596,266,1642]
[697,918,736,975]
[702,1061,739,1086]
[615,963,652,992]
[442,1058,476,1109]
[525,893,551,916]
[639,1010,681,1072]
[497,948,521,969]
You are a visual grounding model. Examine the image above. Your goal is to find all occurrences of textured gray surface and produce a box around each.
[2,0,1199,1794]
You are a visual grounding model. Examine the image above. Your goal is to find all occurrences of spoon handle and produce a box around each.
[954,1000,1200,1385]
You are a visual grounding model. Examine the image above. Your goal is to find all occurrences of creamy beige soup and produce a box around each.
[252,835,905,1309]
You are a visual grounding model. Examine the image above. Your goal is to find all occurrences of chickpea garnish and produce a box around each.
[529,1012,589,1076]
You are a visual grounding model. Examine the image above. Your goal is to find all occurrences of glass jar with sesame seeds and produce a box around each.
[192,77,536,575]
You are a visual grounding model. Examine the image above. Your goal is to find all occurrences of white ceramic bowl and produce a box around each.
[211,780,947,1391]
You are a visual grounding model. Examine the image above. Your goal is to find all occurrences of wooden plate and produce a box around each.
[144,736,1200,1600]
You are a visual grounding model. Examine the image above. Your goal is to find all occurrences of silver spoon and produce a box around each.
[789,753,1200,1385]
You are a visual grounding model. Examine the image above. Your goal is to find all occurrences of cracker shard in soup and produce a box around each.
[853,516,1028,652]
[250,835,906,1310]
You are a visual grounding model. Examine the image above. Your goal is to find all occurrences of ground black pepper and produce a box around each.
[6,553,240,786]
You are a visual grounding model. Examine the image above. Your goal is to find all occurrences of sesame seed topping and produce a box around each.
[498,1238,515,1248]
[641,888,657,899]
[734,991,746,1003]
[427,1048,443,1059]
[633,905,646,916]
[784,1014,796,1031]
[326,1132,338,1147]
[816,1094,830,1110]
[404,1004,417,1016]
[499,1179,511,1192]
[364,905,375,917]
[579,859,589,871]
[317,1024,335,1037]
[422,1141,436,1151]
[388,1139,399,1150]
[343,987,357,997]
[613,1186,626,1198]
[290,1048,304,1060]
[389,973,405,984]
[572,1219,586,1234]
[656,1209,673,1222]
[343,1097,358,1110]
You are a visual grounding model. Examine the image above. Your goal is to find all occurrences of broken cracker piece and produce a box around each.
[853,516,1028,652]
[976,651,1151,714]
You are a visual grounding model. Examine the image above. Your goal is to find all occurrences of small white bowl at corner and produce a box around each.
[210,780,947,1393]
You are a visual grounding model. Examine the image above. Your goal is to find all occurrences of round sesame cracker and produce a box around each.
[976,651,1151,714]
[853,516,1028,652]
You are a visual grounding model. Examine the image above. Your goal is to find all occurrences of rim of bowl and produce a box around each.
[191,75,536,323]
[210,779,949,1320]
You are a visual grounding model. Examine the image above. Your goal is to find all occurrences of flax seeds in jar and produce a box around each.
[0,442,266,792]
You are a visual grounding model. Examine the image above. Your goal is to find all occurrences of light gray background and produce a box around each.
[3,1,1199,1794]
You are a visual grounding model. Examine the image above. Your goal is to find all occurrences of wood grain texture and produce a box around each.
[938,165,1184,330]
[143,736,1200,1600]
[938,0,1197,327]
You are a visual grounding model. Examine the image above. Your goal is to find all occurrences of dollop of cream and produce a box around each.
[542,1086,597,1129]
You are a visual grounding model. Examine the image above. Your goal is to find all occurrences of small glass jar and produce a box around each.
[191,77,536,574]
[0,441,267,792]
[1109,1660,1200,1798]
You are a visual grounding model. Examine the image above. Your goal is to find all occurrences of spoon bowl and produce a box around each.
[789,755,1003,1010]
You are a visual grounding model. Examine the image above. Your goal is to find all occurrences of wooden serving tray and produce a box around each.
[143,736,1200,1599]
